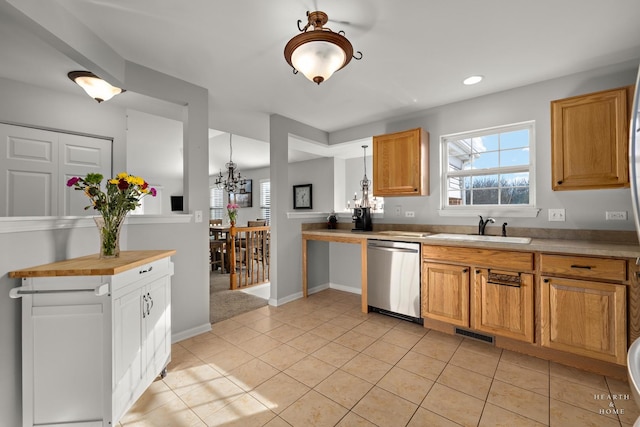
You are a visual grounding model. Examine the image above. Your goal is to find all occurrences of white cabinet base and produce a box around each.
[10,251,174,427]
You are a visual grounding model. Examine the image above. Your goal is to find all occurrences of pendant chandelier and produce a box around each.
[284,10,363,85]
[359,145,371,208]
[215,134,246,193]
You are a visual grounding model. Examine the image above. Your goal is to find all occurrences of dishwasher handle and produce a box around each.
[368,245,419,254]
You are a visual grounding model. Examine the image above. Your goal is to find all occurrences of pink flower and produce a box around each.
[66,177,80,187]
[150,188,157,197]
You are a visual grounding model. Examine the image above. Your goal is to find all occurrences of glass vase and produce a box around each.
[94,216,124,259]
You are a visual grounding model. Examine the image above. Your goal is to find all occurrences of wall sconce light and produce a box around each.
[284,11,363,85]
[67,71,125,103]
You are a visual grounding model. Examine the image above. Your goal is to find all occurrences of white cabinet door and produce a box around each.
[31,303,105,425]
[144,276,171,380]
[112,285,145,421]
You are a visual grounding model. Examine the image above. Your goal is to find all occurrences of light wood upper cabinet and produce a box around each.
[373,127,429,196]
[551,85,633,190]
[422,261,469,327]
[540,276,626,365]
[471,269,534,343]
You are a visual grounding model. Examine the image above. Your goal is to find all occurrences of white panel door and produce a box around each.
[0,123,112,216]
[0,124,57,216]
[60,133,112,216]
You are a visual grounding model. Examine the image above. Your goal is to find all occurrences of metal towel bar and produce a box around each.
[10,283,109,298]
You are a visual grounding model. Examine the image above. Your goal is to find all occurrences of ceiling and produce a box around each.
[1,0,640,171]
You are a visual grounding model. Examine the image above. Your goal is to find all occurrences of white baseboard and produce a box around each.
[308,283,330,295]
[172,323,212,343]
[328,282,362,295]
[271,282,362,306]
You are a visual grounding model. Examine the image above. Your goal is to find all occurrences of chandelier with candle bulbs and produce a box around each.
[215,134,246,193]
[359,145,371,207]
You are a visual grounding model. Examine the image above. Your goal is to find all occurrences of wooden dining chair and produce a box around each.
[209,218,225,273]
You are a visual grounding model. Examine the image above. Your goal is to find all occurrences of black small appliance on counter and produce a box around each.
[352,207,372,231]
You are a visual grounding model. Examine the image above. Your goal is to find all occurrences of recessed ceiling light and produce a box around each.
[463,75,483,85]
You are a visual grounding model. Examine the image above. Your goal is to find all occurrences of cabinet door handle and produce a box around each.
[139,265,153,274]
[557,180,563,185]
[570,265,592,270]
[462,268,468,273]
[142,294,147,318]
[543,278,550,283]
[148,292,154,315]
[475,269,480,274]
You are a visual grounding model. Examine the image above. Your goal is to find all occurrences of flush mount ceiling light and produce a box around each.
[463,75,484,85]
[67,71,125,103]
[284,10,362,85]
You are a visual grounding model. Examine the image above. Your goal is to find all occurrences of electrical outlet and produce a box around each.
[394,206,402,217]
[548,208,565,222]
[405,211,415,218]
[606,211,627,220]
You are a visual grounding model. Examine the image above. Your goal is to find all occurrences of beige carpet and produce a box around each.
[209,271,268,323]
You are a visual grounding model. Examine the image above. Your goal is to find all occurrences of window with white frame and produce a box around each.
[441,121,535,210]
[209,187,224,220]
[260,179,270,223]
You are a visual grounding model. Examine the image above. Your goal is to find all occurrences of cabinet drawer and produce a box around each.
[111,257,173,293]
[422,245,534,271]
[540,254,626,281]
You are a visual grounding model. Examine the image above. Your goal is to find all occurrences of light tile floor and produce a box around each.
[120,289,640,427]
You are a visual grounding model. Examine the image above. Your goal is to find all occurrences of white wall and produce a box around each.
[126,110,184,213]
[333,61,639,232]
[0,77,128,427]
[0,70,210,425]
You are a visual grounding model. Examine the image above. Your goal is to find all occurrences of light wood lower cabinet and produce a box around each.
[421,246,534,343]
[422,262,469,327]
[540,276,626,365]
[471,269,534,343]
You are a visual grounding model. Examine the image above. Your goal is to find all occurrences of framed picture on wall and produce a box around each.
[293,184,312,209]
[229,179,252,208]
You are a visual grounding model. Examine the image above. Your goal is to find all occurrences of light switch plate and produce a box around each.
[195,210,203,223]
[548,208,565,222]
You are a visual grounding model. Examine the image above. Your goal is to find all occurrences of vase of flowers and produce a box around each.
[227,203,239,226]
[67,172,157,258]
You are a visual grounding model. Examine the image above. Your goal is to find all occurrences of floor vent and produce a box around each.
[454,327,494,344]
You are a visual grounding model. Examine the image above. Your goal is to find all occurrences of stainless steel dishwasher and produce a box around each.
[367,240,422,323]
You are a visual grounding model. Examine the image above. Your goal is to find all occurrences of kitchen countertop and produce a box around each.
[302,229,640,258]
[8,250,177,278]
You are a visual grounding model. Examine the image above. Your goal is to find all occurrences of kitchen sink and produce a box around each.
[424,233,531,244]
[377,230,431,238]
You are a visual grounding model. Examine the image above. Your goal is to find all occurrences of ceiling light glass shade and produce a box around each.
[67,71,125,103]
[284,11,361,85]
[291,40,347,84]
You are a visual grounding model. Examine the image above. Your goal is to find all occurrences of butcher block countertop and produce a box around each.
[9,250,176,278]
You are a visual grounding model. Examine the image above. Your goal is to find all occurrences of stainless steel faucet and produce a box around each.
[478,215,495,235]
